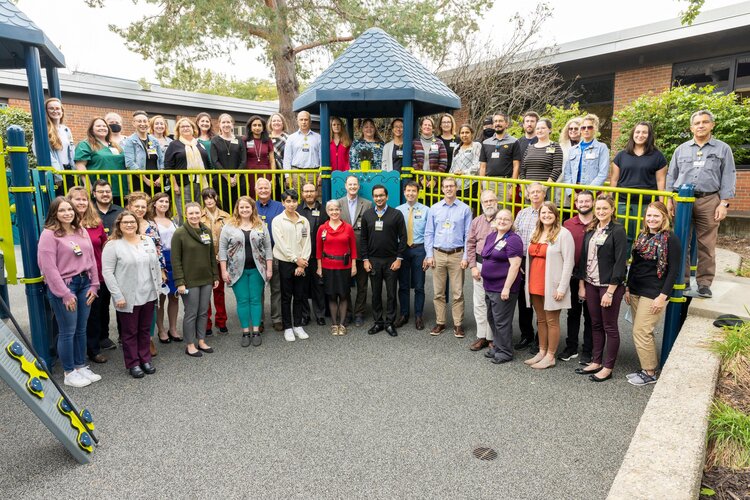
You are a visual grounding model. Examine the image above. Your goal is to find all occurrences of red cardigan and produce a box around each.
[316,220,357,269]
[330,141,351,171]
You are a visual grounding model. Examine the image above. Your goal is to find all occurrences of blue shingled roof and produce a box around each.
[294,28,459,117]
[0,0,65,69]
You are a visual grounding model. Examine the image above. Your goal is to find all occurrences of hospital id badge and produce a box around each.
[375,220,384,231]
[200,233,211,245]
[693,161,705,167]
[442,220,452,230]
[430,144,439,152]
[491,151,500,159]
[147,148,157,156]
[585,151,596,160]
[546,147,555,154]
[595,233,607,246]
[494,239,506,251]
[312,210,320,217]
[71,242,83,256]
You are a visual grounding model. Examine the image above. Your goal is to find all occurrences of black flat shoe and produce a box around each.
[158,335,171,344]
[185,348,203,358]
[141,362,156,375]
[129,366,145,378]
[219,327,229,334]
[575,366,602,375]
[514,338,533,350]
[491,357,512,364]
[316,318,326,326]
[169,333,183,342]
[197,345,214,354]
[590,372,612,382]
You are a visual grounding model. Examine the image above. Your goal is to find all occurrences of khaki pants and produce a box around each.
[432,250,465,326]
[688,194,721,287]
[472,263,491,340]
[629,295,662,371]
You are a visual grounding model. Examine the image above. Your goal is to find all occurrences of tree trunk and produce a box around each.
[272,40,300,129]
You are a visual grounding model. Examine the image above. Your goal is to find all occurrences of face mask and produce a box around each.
[109,124,122,133]
[482,128,494,139]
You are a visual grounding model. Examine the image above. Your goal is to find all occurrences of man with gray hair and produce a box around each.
[283,110,321,190]
[466,190,500,351]
[666,109,736,298]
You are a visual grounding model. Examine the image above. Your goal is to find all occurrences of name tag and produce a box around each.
[147,148,157,156]
[200,233,211,245]
[312,210,320,217]
[430,144,439,152]
[302,146,310,152]
[356,220,362,230]
[442,220,452,230]
[247,142,254,149]
[396,150,403,157]
[321,230,327,240]
[301,227,308,238]
[375,220,384,231]
[491,151,500,159]
[414,210,422,219]
[494,240,506,251]
[585,151,596,160]
[546,147,555,154]
[694,161,705,167]
[595,233,607,246]
[108,147,119,155]
[449,141,458,149]
[231,138,238,145]
[71,242,83,256]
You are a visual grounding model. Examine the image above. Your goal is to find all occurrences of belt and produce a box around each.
[408,243,424,249]
[435,247,464,255]
[322,252,349,261]
[693,191,718,198]
[475,253,483,264]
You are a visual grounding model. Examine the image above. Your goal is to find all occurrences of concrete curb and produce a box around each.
[606,316,721,500]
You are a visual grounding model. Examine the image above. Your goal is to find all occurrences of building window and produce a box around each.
[569,75,615,146]
[673,58,732,92]
[234,125,246,137]
[735,55,750,98]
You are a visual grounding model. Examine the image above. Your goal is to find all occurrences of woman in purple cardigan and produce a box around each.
[481,208,524,364]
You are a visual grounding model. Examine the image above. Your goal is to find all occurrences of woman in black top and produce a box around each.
[164,117,210,219]
[210,113,247,208]
[437,113,459,170]
[610,122,668,244]
[575,194,628,382]
[624,201,681,386]
[520,118,563,183]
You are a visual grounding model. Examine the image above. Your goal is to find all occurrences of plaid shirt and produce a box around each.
[514,206,540,254]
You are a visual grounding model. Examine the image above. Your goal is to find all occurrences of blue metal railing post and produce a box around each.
[25,46,51,214]
[661,184,695,366]
[401,100,415,204]
[319,103,331,204]
[8,126,52,367]
[46,66,61,99]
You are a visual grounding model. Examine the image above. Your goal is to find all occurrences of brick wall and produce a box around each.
[611,64,673,145]
[734,170,750,212]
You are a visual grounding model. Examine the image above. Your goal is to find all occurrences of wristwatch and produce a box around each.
[722,202,730,208]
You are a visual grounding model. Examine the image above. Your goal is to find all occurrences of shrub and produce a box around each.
[613,85,750,164]
[0,106,37,168]
[507,103,587,141]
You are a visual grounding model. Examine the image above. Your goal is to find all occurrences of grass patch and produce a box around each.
[709,317,750,385]
[706,401,750,469]
[725,259,750,278]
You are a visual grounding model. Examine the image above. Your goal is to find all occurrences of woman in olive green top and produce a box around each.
[171,202,219,357]
[75,117,127,203]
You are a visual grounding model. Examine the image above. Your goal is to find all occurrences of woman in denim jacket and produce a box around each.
[562,114,610,192]
[121,110,165,193]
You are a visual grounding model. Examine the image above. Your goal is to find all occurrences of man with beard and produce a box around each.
[517,111,540,157]
[466,190,500,351]
[479,113,522,198]
[560,190,595,364]
[297,182,328,325]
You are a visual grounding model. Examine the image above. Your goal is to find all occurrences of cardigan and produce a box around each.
[101,237,162,313]
[524,227,576,310]
[576,221,628,286]
[218,223,273,285]
[412,136,447,172]
[171,223,219,288]
[271,211,311,263]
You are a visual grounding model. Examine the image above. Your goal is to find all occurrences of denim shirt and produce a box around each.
[122,133,165,171]
[562,139,610,187]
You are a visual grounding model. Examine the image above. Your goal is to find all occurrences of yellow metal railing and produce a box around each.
[0,140,18,284]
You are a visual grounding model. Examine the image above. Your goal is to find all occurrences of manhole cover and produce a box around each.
[472,447,497,461]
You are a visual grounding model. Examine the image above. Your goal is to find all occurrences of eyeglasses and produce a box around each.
[580,125,594,131]
[121,221,137,225]
[568,127,579,131]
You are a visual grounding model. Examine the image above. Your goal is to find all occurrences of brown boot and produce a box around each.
[150,339,158,357]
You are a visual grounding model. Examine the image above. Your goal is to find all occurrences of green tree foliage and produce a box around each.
[86,0,488,124]
[0,107,36,168]
[680,0,706,25]
[159,66,278,101]
[507,103,587,140]
[613,85,750,163]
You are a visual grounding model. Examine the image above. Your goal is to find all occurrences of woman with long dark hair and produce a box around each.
[243,114,275,197]
[437,113,459,170]
[195,112,214,162]
[201,188,230,336]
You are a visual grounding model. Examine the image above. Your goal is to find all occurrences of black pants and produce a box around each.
[565,277,593,355]
[301,258,326,321]
[279,260,305,329]
[517,264,535,341]
[86,295,103,357]
[349,259,368,318]
[369,256,398,326]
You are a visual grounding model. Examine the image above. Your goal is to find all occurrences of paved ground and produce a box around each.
[1,256,655,499]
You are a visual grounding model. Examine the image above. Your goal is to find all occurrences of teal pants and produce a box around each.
[232,268,264,329]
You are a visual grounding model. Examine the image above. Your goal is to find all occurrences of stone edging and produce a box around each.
[606,316,721,500]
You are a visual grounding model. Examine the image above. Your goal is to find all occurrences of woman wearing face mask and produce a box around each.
[330,117,351,172]
[481,209,524,364]
[450,124,481,204]
[104,112,125,147]
[66,187,108,364]
[75,117,127,204]
[438,113,459,171]
[148,192,181,342]
[575,194,627,382]
[102,211,163,378]
[171,202,220,357]
[242,115,275,198]
[624,202,680,386]
[382,119,405,173]
[200,188,230,337]
[36,97,75,196]
[349,118,384,170]
[219,196,273,347]
[37,197,101,388]
[210,113,247,206]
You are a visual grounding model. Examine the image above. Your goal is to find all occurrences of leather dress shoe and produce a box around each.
[575,366,602,375]
[453,325,465,338]
[301,317,311,326]
[316,317,326,326]
[129,366,145,379]
[90,353,107,364]
[141,362,156,375]
[514,338,533,350]
[415,316,424,330]
[368,324,385,335]
[273,322,284,332]
[430,324,446,336]
[393,315,408,328]
[470,338,489,351]
[385,325,398,337]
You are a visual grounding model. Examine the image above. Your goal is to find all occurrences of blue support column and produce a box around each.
[319,103,331,203]
[7,126,51,367]
[46,66,61,99]
[25,46,51,214]
[345,116,355,143]
[661,184,695,366]
[401,101,415,204]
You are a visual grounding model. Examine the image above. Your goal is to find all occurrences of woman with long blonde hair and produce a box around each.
[40,97,75,195]
[330,116,351,172]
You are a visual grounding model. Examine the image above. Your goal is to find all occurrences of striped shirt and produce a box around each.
[521,142,563,181]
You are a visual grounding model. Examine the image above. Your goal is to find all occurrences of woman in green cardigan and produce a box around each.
[171,202,219,357]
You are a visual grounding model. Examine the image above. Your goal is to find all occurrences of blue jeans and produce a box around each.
[47,274,92,372]
[398,244,426,317]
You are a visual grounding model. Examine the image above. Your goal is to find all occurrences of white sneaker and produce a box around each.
[64,370,92,388]
[293,326,309,340]
[77,366,102,383]
[284,328,295,342]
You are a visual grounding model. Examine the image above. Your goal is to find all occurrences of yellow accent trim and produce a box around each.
[669,297,687,303]
[5,146,29,153]
[6,341,49,399]
[0,139,17,284]
[19,276,44,284]
[9,186,35,193]
[57,397,94,453]
[690,266,698,271]
[672,283,686,290]
[673,196,696,202]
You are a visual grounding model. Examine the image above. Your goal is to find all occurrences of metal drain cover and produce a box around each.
[473,447,497,461]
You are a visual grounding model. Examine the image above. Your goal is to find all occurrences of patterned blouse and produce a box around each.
[271,134,287,170]
[144,220,167,271]
[349,139,384,169]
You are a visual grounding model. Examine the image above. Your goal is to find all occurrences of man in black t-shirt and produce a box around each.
[517,111,540,158]
[479,113,522,199]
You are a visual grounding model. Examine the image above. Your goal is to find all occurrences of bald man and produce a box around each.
[283,111,321,192]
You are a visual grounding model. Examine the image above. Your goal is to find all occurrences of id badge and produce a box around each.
[147,148,157,156]
[585,151,596,160]
[546,147,555,154]
[200,233,211,245]
[449,141,458,149]
[494,240,506,251]
[414,210,422,219]
[491,151,500,159]
[430,144,439,152]
[693,161,705,167]
[396,150,403,157]
[247,142,254,149]
[71,242,83,256]
[442,220,452,230]
[375,220,384,231]
[321,230,327,241]
[108,147,119,155]
[312,210,320,217]
[595,233,607,246]
[301,227,308,238]
[231,138,238,145]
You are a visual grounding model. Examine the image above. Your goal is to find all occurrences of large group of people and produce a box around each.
[37,101,736,391]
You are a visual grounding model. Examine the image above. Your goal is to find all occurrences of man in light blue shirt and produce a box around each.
[283,111,321,190]
[423,177,473,338]
[395,181,430,330]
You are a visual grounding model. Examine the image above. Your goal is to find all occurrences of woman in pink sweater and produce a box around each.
[38,197,101,388]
